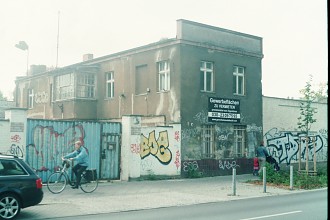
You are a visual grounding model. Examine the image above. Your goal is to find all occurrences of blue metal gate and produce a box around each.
[25,119,121,182]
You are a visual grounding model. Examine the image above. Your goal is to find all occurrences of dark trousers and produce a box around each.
[72,164,87,186]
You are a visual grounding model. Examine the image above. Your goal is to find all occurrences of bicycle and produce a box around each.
[47,159,98,194]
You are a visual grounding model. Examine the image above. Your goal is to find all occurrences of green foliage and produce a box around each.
[187,163,203,178]
[297,75,317,135]
[260,163,327,189]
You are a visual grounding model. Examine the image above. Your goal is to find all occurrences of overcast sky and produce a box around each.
[0,0,328,100]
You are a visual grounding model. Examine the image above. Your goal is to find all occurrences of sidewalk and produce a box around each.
[18,174,305,219]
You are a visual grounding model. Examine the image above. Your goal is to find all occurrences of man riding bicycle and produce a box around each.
[62,140,89,189]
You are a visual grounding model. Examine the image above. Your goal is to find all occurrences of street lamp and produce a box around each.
[15,41,29,75]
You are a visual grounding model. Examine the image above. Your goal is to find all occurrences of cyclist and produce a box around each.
[62,140,89,189]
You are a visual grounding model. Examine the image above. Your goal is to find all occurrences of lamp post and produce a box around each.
[15,41,29,75]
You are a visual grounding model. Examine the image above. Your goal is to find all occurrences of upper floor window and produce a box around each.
[135,65,148,95]
[28,89,34,109]
[233,66,245,95]
[55,73,74,100]
[77,73,95,98]
[54,72,95,101]
[105,72,114,98]
[158,61,170,91]
[200,61,214,92]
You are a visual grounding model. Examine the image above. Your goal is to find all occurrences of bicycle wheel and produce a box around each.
[80,172,98,193]
[47,172,67,194]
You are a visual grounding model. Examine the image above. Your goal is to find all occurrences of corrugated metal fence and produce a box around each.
[26,119,121,182]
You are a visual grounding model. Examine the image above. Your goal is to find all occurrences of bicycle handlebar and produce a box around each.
[62,158,71,168]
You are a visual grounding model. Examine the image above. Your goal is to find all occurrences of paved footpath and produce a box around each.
[17,174,308,219]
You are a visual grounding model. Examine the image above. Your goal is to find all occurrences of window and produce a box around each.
[54,73,96,101]
[233,66,245,95]
[158,61,170,91]
[49,84,53,104]
[0,160,27,176]
[232,125,246,157]
[77,73,95,98]
[105,72,114,98]
[200,61,214,92]
[135,65,148,95]
[55,73,74,100]
[201,125,215,158]
[28,89,34,109]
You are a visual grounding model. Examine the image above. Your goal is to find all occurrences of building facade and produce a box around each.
[15,20,264,175]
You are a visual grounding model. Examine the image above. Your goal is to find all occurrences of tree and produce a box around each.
[297,75,318,174]
[0,90,7,101]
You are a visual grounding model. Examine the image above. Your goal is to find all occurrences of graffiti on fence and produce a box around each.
[26,124,85,172]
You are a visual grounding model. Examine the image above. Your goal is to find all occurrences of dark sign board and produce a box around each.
[208,97,240,123]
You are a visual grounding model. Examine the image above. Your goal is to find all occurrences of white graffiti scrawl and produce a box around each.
[265,130,325,165]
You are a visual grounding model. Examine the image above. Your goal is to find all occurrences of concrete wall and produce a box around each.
[0,108,27,157]
[263,96,328,165]
[121,116,181,179]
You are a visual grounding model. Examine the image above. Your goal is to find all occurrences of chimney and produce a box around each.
[83,54,93,61]
[29,65,47,76]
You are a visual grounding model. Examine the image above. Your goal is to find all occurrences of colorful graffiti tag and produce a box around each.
[26,124,85,172]
[140,130,172,165]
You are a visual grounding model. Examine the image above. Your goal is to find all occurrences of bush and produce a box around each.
[259,163,328,189]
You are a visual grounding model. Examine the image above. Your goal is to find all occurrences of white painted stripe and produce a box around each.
[240,210,302,220]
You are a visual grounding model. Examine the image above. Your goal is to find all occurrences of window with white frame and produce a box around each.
[233,66,245,95]
[55,73,74,100]
[54,73,96,101]
[158,61,170,91]
[200,61,214,92]
[105,72,114,98]
[76,73,95,98]
[28,89,34,109]
[201,125,215,158]
[232,125,246,157]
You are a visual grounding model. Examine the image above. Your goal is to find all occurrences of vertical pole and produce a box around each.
[26,48,29,75]
[306,136,309,174]
[56,11,60,68]
[298,137,301,172]
[232,168,236,196]
[313,137,317,173]
[263,167,266,193]
[290,165,293,190]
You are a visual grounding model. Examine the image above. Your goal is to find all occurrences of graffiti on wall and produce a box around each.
[34,91,49,104]
[219,160,240,170]
[265,128,328,165]
[7,144,24,158]
[182,158,246,176]
[140,130,172,165]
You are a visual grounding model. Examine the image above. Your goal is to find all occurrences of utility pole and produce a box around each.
[56,11,60,68]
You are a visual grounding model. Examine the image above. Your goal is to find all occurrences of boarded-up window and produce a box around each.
[135,65,148,95]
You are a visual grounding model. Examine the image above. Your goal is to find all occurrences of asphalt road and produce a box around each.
[16,175,326,220]
[60,188,327,220]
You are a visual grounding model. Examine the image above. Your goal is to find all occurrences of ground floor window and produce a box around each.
[232,125,247,157]
[201,125,215,158]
